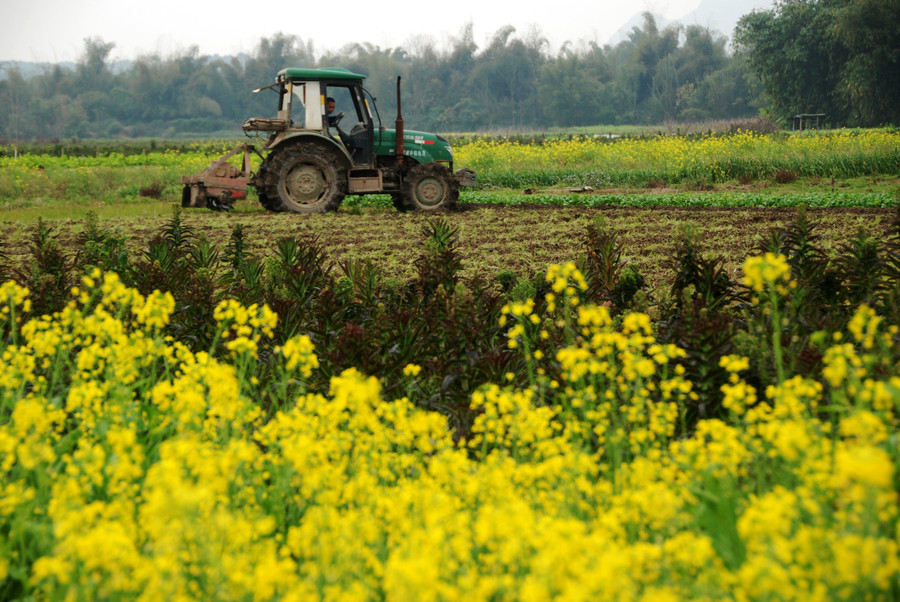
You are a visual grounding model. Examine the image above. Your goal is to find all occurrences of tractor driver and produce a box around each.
[325,96,352,150]
[325,97,339,126]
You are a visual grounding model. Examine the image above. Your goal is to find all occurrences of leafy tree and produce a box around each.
[613,13,681,122]
[831,0,900,125]
[433,24,481,130]
[678,26,729,86]
[691,56,764,121]
[652,54,680,121]
[735,0,899,126]
[465,26,546,128]
[539,45,614,126]
[0,67,31,139]
[76,37,116,90]
[735,1,847,123]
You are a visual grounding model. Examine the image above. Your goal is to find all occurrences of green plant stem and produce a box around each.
[8,301,18,347]
[768,287,785,384]
[208,324,225,357]
[521,333,535,390]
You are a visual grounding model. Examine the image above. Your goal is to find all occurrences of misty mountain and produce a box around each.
[0,61,76,79]
[606,13,676,46]
[0,54,254,81]
[607,0,774,46]
[0,60,132,79]
[681,0,774,38]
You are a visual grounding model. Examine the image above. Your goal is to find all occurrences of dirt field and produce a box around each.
[1,202,894,292]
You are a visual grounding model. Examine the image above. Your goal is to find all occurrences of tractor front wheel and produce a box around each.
[261,142,347,213]
[398,163,458,211]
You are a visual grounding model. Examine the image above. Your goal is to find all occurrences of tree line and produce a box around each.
[1,1,896,140]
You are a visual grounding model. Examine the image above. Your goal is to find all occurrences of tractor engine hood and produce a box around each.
[376,129,454,164]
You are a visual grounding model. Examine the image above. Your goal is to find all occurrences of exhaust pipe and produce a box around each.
[395,75,404,167]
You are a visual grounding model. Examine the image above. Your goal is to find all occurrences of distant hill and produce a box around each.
[0,60,133,79]
[606,13,676,47]
[681,0,774,38]
[607,0,774,46]
[0,55,247,81]
[0,61,75,79]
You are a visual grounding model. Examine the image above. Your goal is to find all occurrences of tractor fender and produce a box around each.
[268,132,352,167]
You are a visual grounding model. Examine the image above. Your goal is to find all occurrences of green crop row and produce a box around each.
[456,129,900,188]
[459,190,899,209]
[343,190,898,210]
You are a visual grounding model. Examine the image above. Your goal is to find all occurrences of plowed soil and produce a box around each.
[2,203,894,292]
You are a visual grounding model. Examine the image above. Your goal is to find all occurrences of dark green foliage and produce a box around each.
[667,225,740,312]
[495,269,518,294]
[338,258,381,310]
[414,218,462,300]
[831,0,900,126]
[735,1,846,124]
[130,208,193,291]
[612,267,646,311]
[581,216,624,300]
[223,223,249,273]
[126,208,221,348]
[385,218,510,433]
[192,218,512,434]
[13,219,71,316]
[656,227,745,428]
[221,224,266,305]
[833,230,884,306]
[745,203,900,386]
[762,208,831,288]
[75,210,129,275]
[580,215,647,313]
[760,207,844,317]
[265,235,333,342]
[508,276,539,303]
[878,201,900,326]
[751,208,841,379]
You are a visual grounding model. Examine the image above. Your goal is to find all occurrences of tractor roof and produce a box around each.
[277,67,366,82]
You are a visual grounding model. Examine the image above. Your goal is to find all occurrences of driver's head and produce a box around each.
[325,97,336,114]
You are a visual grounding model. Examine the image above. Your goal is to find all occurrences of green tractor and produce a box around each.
[182,67,474,213]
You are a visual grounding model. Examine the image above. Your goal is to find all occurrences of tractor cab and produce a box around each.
[320,78,375,166]
[248,67,376,168]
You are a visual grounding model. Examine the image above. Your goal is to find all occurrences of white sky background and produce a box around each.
[1,0,771,63]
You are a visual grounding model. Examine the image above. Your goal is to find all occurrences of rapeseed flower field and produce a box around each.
[1,129,898,206]
[455,128,900,187]
[1,257,898,600]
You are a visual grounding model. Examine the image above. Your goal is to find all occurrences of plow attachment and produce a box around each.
[181,144,262,210]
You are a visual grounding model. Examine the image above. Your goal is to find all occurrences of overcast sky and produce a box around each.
[0,0,774,63]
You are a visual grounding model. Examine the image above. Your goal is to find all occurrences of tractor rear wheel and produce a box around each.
[260,142,347,213]
[254,155,279,211]
[398,163,458,211]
